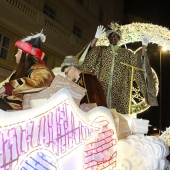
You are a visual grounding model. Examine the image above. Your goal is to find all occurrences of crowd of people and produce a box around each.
[0,22,158,114]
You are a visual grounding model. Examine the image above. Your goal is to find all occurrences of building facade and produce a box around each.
[0,0,123,81]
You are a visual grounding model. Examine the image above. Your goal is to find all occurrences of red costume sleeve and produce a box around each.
[4,83,14,95]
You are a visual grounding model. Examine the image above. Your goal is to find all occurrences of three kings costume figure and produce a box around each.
[77,22,158,114]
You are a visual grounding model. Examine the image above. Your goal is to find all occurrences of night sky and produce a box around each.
[123,0,170,133]
[123,0,170,27]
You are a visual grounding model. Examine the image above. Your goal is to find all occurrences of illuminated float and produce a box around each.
[0,76,169,170]
[0,86,118,170]
[0,23,170,170]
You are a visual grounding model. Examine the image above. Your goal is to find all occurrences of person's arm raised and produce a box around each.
[91,25,106,47]
[141,35,149,56]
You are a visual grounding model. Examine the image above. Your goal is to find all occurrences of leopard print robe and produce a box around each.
[80,45,158,114]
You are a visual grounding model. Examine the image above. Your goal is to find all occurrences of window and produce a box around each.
[0,34,10,59]
[73,24,82,38]
[43,4,56,20]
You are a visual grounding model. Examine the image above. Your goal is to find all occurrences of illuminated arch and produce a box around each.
[119,22,170,50]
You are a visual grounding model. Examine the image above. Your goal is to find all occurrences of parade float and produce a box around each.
[0,23,170,170]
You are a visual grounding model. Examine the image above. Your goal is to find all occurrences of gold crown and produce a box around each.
[108,22,121,32]
[107,22,122,38]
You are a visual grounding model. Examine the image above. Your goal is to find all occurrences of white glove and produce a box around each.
[142,35,149,46]
[95,25,106,39]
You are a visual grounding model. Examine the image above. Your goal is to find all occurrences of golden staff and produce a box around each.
[120,62,144,114]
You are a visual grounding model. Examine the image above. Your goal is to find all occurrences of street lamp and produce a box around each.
[159,46,167,135]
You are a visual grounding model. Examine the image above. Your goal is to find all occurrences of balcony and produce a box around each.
[0,0,85,56]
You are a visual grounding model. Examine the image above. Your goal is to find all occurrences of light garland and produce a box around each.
[119,22,170,49]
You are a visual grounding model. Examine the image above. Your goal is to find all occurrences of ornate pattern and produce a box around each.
[80,45,148,114]
[132,68,159,113]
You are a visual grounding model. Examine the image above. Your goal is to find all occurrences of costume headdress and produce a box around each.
[15,30,46,65]
[106,21,122,39]
[61,55,79,72]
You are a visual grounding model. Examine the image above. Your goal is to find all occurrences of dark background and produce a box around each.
[123,0,170,27]
[122,0,170,134]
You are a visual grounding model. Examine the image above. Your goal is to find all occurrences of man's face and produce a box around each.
[64,66,75,81]
[108,32,120,45]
